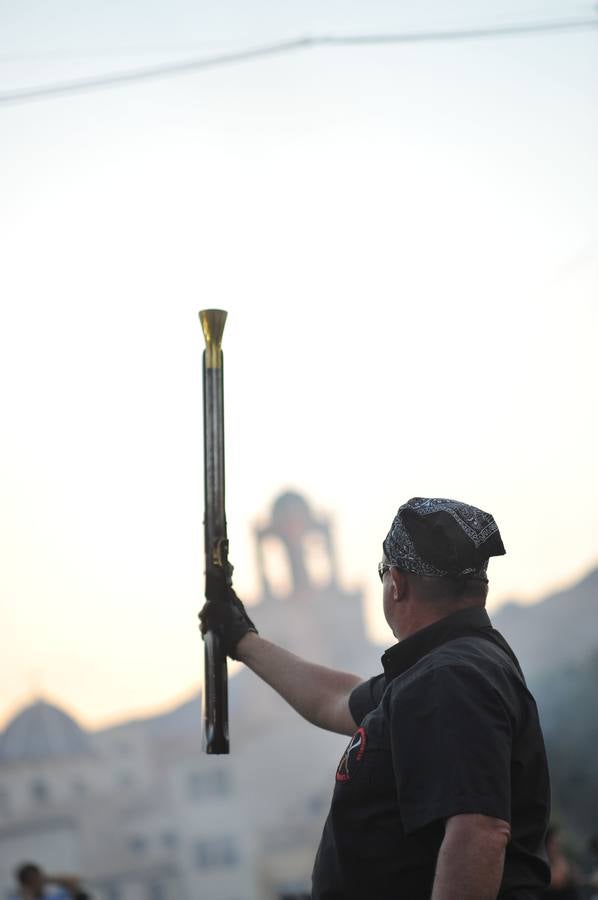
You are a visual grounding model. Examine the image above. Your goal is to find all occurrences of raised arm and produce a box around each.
[199,573,361,736]
[236,632,361,735]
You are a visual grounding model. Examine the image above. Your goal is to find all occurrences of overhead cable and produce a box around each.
[1,18,597,106]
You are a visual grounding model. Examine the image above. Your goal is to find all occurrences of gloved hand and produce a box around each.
[198,568,258,659]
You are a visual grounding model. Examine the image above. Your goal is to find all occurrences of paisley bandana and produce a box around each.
[383,497,506,578]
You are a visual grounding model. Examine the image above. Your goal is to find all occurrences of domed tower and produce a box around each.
[254,491,338,598]
[0,699,91,763]
[228,491,383,772]
[244,490,381,678]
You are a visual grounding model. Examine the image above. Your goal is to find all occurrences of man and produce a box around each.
[200,497,551,899]
[13,863,89,900]
[544,827,581,899]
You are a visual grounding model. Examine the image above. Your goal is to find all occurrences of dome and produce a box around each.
[0,700,91,762]
[271,491,313,535]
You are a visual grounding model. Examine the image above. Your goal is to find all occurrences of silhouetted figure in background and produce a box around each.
[13,863,90,900]
[544,827,580,899]
[585,836,598,899]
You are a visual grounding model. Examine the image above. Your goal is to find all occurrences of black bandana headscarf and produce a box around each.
[383,497,506,579]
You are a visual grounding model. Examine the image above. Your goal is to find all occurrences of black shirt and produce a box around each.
[312,607,551,899]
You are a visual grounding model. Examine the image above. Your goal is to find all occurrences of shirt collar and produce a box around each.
[381,606,492,681]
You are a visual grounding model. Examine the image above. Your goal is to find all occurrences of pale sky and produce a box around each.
[1,0,597,731]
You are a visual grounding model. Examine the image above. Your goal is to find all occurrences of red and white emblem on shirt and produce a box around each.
[336,727,367,782]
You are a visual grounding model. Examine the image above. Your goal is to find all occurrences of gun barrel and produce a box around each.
[200,308,229,755]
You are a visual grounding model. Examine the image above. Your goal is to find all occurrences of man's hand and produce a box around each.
[198,569,258,659]
[199,568,360,734]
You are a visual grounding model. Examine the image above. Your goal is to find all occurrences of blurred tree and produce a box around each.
[531,650,598,845]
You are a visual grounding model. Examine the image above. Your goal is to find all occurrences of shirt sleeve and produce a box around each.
[349,674,386,725]
[388,664,514,835]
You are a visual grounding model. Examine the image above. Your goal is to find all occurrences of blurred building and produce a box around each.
[0,492,383,900]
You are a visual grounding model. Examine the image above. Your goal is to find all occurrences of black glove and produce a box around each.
[198,569,258,659]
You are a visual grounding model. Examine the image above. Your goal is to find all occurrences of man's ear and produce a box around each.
[389,567,408,602]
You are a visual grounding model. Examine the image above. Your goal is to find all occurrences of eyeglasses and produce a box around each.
[378,562,393,582]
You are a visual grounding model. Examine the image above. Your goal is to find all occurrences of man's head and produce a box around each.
[15,863,44,895]
[380,497,505,638]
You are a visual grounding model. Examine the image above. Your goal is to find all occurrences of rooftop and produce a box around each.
[0,699,91,763]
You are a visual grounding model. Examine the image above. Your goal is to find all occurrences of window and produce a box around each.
[194,836,238,870]
[307,793,327,816]
[276,881,311,900]
[162,830,178,850]
[128,835,147,855]
[187,768,230,801]
[72,780,88,797]
[31,779,49,805]
[278,892,311,900]
[278,894,311,900]
[0,786,10,815]
[148,881,165,900]
[116,771,134,789]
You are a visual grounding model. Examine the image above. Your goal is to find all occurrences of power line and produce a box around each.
[1,17,597,107]
[0,41,235,64]
[0,36,310,106]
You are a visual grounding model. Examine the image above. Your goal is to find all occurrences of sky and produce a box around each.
[1,0,597,731]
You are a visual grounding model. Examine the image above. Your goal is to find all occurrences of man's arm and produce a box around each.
[199,580,363,736]
[236,632,361,735]
[431,813,511,900]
